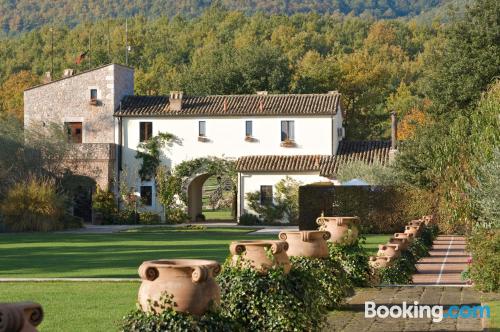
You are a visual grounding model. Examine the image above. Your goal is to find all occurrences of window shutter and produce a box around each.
[289,121,295,140]
[281,121,287,141]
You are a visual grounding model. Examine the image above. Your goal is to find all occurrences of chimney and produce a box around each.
[43,72,52,83]
[328,90,338,95]
[62,69,75,77]
[170,91,183,111]
[391,111,398,150]
[223,97,228,112]
[256,91,268,96]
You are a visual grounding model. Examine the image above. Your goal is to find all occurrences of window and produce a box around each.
[90,89,98,101]
[139,122,153,142]
[65,122,82,143]
[281,121,295,141]
[140,186,153,206]
[245,121,253,137]
[260,185,273,205]
[199,121,206,137]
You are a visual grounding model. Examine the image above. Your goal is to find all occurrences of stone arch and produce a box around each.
[186,173,212,221]
[175,157,236,222]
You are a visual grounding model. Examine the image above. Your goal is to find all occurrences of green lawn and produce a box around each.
[202,209,234,220]
[0,229,389,331]
[0,282,138,332]
[0,228,389,278]
[0,227,268,278]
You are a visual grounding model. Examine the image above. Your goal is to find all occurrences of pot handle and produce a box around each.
[229,243,245,255]
[379,244,387,250]
[192,266,209,283]
[272,241,288,254]
[278,232,287,241]
[322,231,331,241]
[138,262,159,281]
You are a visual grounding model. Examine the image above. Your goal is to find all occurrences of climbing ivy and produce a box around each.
[135,132,179,181]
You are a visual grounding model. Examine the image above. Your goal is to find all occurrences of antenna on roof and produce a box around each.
[125,18,129,66]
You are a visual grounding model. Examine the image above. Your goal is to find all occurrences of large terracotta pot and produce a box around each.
[316,216,360,245]
[389,235,409,251]
[230,240,291,274]
[369,256,393,269]
[377,243,400,259]
[138,259,221,316]
[0,302,44,332]
[409,219,424,227]
[404,225,421,237]
[278,231,330,258]
[422,215,434,226]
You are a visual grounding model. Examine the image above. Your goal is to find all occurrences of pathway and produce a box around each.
[328,287,490,331]
[412,235,470,286]
[56,223,298,234]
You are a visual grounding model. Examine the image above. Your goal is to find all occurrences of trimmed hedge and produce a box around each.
[298,184,410,234]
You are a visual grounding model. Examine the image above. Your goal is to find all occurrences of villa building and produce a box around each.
[24,63,394,222]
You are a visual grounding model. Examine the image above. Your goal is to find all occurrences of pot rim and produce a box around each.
[143,259,219,269]
[279,230,329,236]
[231,240,285,246]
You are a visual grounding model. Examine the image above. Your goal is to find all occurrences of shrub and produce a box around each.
[116,209,139,225]
[92,187,117,224]
[216,261,327,331]
[0,177,66,232]
[165,207,188,224]
[465,229,499,292]
[61,214,84,229]
[328,239,371,287]
[290,256,353,310]
[121,293,236,332]
[139,211,161,225]
[238,213,261,225]
[245,191,284,223]
[195,213,206,222]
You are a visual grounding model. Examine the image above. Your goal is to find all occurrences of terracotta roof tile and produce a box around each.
[319,140,391,177]
[236,155,323,172]
[235,141,391,176]
[115,93,340,117]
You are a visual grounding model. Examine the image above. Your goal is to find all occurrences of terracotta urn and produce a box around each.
[389,235,409,251]
[377,243,400,259]
[230,240,291,274]
[316,216,360,245]
[0,302,44,332]
[422,215,434,226]
[404,225,421,237]
[278,231,331,258]
[138,259,221,316]
[409,219,424,227]
[369,256,393,269]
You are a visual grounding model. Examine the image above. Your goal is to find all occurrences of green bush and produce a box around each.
[139,211,162,225]
[116,209,139,225]
[0,177,66,232]
[290,256,353,310]
[165,207,188,224]
[465,229,499,292]
[92,187,117,224]
[238,213,261,225]
[328,239,371,287]
[61,214,84,229]
[216,261,327,331]
[121,293,236,332]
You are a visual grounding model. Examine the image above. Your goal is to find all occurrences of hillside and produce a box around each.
[1,0,445,34]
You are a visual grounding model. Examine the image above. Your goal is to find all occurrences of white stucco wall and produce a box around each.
[238,172,332,222]
[119,100,344,219]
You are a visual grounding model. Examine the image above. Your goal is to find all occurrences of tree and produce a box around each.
[420,0,500,115]
[0,71,39,122]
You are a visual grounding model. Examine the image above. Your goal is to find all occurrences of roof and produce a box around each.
[24,63,133,92]
[115,93,340,117]
[236,155,323,173]
[319,140,392,177]
[235,140,391,177]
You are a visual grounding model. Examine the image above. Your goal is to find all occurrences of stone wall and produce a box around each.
[24,63,133,144]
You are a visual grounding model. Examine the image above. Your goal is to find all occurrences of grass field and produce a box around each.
[0,282,138,332]
[0,229,389,278]
[0,229,390,331]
